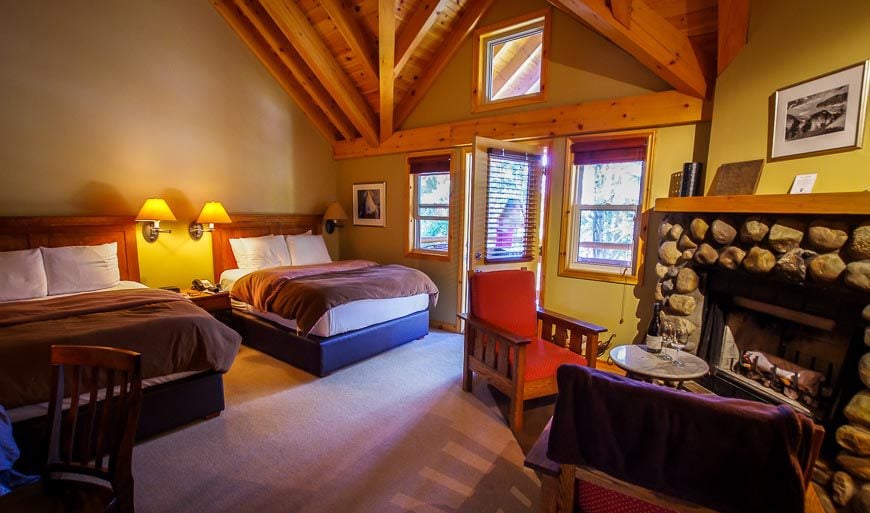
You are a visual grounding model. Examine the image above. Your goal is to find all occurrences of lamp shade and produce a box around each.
[135,198,176,222]
[323,201,349,221]
[196,201,232,224]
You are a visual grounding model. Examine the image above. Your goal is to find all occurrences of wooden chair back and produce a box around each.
[46,345,142,499]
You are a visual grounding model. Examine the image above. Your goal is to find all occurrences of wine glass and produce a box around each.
[659,320,675,361]
[670,324,687,366]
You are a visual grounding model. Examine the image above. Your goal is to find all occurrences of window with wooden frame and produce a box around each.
[471,8,550,113]
[484,148,542,263]
[559,132,654,284]
[407,152,453,260]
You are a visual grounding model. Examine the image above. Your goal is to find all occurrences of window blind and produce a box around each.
[484,148,542,263]
[409,155,451,174]
[571,137,648,166]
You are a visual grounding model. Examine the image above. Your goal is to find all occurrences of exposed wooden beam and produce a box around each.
[610,0,633,28]
[394,0,444,77]
[235,0,356,140]
[379,0,396,141]
[319,0,379,85]
[549,0,708,98]
[394,0,495,129]
[212,0,338,142]
[717,0,750,75]
[261,0,379,146]
[334,91,711,159]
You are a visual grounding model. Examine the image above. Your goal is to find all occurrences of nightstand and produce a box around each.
[183,290,231,319]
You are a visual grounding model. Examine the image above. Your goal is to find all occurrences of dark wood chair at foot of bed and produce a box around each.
[213,213,431,377]
[1,345,143,513]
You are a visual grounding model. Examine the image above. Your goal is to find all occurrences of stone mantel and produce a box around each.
[656,192,870,216]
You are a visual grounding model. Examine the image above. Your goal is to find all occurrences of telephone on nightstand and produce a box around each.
[192,279,221,293]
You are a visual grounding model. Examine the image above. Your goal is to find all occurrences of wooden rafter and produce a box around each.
[261,0,379,146]
[610,0,633,27]
[334,91,711,158]
[319,0,379,85]
[379,0,395,140]
[235,0,356,140]
[549,0,708,98]
[490,35,542,98]
[717,0,750,75]
[212,0,338,142]
[394,0,444,77]
[394,0,496,128]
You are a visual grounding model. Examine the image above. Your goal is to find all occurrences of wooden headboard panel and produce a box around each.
[212,213,322,278]
[0,216,140,282]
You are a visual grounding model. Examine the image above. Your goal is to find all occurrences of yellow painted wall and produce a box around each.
[0,1,339,288]
[706,0,870,194]
[543,125,708,348]
[401,0,669,130]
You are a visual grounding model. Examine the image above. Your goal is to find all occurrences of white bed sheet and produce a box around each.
[221,267,429,337]
[8,371,201,423]
[6,280,149,303]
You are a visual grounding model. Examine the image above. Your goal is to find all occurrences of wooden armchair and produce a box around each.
[457,269,607,431]
[525,364,825,513]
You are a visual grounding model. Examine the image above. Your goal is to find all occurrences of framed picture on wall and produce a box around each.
[770,61,869,159]
[352,182,386,227]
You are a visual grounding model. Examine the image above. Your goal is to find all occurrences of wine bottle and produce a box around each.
[645,302,663,353]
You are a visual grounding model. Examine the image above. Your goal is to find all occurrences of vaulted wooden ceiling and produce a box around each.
[212,0,747,153]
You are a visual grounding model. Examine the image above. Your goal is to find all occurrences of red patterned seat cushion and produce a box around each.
[525,337,587,381]
[469,270,537,338]
[576,479,677,513]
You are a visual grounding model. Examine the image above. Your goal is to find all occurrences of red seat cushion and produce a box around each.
[524,337,587,381]
[576,479,677,513]
[470,270,537,338]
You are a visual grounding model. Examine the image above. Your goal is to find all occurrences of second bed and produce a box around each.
[213,214,438,376]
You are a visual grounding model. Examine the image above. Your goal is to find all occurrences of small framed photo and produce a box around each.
[352,182,386,227]
[771,61,869,159]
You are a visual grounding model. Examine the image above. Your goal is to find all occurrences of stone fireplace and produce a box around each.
[652,192,870,510]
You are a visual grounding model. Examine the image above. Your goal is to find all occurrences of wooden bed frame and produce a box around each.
[0,216,226,471]
[212,213,430,376]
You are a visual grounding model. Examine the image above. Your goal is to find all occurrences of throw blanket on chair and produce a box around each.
[547,364,823,513]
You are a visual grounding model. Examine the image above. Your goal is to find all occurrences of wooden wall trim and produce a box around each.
[0,216,140,282]
[333,91,711,159]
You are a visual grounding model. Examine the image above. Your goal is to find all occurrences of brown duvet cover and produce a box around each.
[232,260,439,335]
[0,289,241,409]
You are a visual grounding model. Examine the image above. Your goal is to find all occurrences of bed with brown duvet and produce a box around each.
[3,289,241,471]
[230,260,438,376]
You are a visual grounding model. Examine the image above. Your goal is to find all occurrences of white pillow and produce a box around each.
[0,248,48,301]
[41,243,120,295]
[285,234,332,266]
[229,235,291,269]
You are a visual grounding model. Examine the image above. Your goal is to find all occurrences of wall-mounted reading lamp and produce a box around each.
[189,201,232,240]
[323,201,349,234]
[135,198,177,243]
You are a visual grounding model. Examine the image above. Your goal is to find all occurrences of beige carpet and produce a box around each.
[133,331,544,513]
